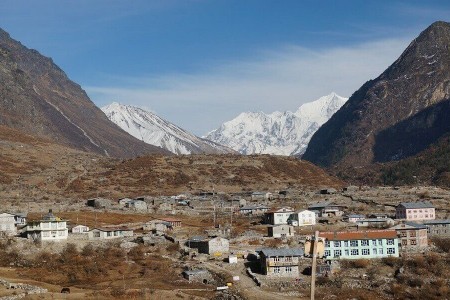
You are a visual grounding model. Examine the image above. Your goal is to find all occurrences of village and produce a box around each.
[0,185,449,299]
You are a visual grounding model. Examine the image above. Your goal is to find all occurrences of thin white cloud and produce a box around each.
[87,37,411,136]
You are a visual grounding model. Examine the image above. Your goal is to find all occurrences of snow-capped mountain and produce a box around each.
[205,93,348,156]
[102,102,233,155]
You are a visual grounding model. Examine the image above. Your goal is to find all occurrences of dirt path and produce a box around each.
[202,261,307,300]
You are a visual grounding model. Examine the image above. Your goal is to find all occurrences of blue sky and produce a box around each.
[1,0,449,135]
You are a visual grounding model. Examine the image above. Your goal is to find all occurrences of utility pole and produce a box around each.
[310,230,319,300]
[213,205,216,228]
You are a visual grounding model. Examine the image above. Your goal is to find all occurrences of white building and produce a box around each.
[71,225,90,234]
[88,227,133,240]
[26,209,68,241]
[289,210,316,226]
[264,207,294,225]
[268,224,295,238]
[0,213,17,236]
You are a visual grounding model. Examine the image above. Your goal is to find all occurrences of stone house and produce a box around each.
[156,218,181,228]
[395,202,435,221]
[308,201,347,217]
[264,207,294,225]
[71,225,89,234]
[26,209,68,241]
[355,218,395,228]
[423,219,450,237]
[367,213,389,219]
[316,230,399,259]
[239,205,269,216]
[268,224,294,238]
[88,227,133,240]
[0,213,17,235]
[259,248,304,277]
[343,214,365,223]
[288,209,316,226]
[189,237,229,256]
[182,269,213,284]
[144,221,173,235]
[390,222,428,251]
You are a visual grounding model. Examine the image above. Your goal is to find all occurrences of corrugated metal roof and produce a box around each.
[319,230,397,241]
[398,202,434,209]
[259,248,304,257]
[423,219,450,225]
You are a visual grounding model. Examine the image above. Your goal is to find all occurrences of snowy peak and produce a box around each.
[205,93,348,156]
[102,103,233,155]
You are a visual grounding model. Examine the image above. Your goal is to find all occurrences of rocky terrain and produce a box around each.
[0,125,342,202]
[0,28,167,158]
[303,21,450,173]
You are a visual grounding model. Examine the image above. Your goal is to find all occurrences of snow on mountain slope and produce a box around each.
[102,103,234,155]
[205,93,348,156]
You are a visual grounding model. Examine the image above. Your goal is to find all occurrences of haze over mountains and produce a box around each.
[303,21,450,183]
[205,93,348,156]
[0,28,167,158]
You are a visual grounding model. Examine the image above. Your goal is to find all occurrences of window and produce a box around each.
[334,241,341,247]
[325,241,330,247]
[401,240,407,246]
[58,231,65,236]
[42,232,50,237]
[378,239,383,246]
[387,239,394,245]
[324,250,330,257]
[400,231,407,237]
[274,257,280,262]
[351,249,359,256]
[345,250,349,256]
[285,266,292,273]
[274,267,280,273]
[107,231,112,237]
[411,240,417,245]
[344,241,349,247]
[350,240,358,247]
[334,250,342,257]
[373,248,377,255]
[387,248,396,254]
[361,240,369,246]
[379,248,383,255]
[372,240,377,246]
[409,231,416,237]
[362,249,370,255]
[93,231,101,238]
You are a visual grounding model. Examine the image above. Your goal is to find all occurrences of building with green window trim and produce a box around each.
[319,230,399,259]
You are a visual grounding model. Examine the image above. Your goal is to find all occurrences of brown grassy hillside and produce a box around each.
[0,126,343,201]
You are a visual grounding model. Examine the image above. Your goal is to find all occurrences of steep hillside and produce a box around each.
[303,21,450,168]
[206,93,347,155]
[102,102,234,155]
[0,28,167,158]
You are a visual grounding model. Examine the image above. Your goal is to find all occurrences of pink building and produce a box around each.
[395,202,435,221]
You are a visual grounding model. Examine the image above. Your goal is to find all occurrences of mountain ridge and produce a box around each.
[205,93,348,156]
[0,28,168,158]
[102,102,235,155]
[303,21,450,169]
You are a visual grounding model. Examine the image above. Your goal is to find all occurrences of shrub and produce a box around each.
[432,237,450,253]
[382,256,401,267]
[341,259,370,269]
